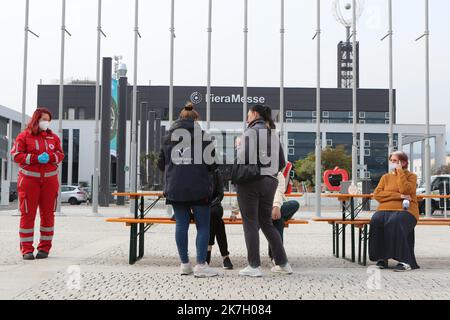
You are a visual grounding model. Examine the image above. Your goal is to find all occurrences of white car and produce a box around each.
[417,175,450,214]
[60,185,88,205]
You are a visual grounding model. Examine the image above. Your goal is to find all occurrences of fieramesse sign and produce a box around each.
[190,91,266,105]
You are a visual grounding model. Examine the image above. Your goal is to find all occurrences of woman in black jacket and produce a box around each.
[235,105,292,277]
[158,102,218,278]
[207,169,234,269]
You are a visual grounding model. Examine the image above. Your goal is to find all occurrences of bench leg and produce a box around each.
[138,196,145,260]
[129,223,138,265]
[350,199,355,263]
[358,227,362,265]
[342,224,346,259]
[332,223,335,255]
[138,223,145,260]
[363,224,368,266]
[335,224,339,258]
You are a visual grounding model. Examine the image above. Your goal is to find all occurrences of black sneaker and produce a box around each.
[376,260,388,269]
[206,251,211,265]
[22,253,35,260]
[36,251,49,259]
[393,262,412,272]
[223,257,233,270]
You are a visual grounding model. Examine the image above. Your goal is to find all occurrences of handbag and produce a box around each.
[231,163,261,185]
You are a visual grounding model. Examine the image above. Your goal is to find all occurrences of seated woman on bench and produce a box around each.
[370,151,420,272]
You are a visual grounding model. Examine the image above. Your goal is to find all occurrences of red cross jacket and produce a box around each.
[11,129,65,175]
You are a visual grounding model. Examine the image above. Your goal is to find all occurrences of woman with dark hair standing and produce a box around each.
[158,102,218,278]
[11,108,64,260]
[234,105,292,277]
[370,151,420,272]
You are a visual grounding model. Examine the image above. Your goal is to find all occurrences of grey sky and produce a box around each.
[1,0,449,134]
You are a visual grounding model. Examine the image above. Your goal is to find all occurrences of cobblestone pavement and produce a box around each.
[1,206,450,300]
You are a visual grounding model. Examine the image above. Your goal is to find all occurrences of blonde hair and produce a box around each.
[179,102,200,121]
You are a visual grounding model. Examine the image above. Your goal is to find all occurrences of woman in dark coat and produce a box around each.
[158,102,218,278]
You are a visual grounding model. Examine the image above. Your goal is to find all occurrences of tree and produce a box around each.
[434,164,450,175]
[293,145,352,188]
[140,151,161,190]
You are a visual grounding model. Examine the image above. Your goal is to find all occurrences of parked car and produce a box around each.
[80,186,92,203]
[417,175,450,215]
[60,185,88,205]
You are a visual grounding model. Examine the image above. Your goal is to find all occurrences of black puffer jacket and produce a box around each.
[158,119,217,205]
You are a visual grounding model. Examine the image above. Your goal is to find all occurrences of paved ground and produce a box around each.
[1,204,450,300]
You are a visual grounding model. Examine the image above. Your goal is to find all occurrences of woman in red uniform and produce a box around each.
[11,108,64,260]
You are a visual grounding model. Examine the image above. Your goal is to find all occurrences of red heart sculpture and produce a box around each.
[323,167,349,192]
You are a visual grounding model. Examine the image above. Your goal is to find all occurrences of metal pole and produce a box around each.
[20,0,39,130]
[92,0,104,215]
[279,0,285,141]
[424,0,431,217]
[130,0,140,214]
[56,0,70,216]
[169,0,175,126]
[314,0,321,217]
[444,182,447,219]
[351,0,358,187]
[387,0,394,155]
[243,0,248,130]
[206,0,212,130]
[21,0,30,130]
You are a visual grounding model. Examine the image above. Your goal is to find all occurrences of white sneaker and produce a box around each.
[193,263,219,278]
[180,262,193,275]
[238,265,263,277]
[271,263,293,274]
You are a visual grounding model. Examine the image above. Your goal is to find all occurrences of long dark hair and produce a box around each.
[250,105,276,129]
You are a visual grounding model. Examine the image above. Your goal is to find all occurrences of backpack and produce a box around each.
[282,161,293,194]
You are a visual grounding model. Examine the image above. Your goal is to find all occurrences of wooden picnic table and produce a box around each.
[109,191,303,264]
[321,193,373,263]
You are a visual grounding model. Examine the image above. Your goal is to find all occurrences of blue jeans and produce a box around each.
[173,205,211,264]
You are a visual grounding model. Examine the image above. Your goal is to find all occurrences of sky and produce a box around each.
[1,0,449,147]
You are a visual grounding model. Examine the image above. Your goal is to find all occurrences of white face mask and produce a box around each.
[39,120,50,131]
[389,162,399,172]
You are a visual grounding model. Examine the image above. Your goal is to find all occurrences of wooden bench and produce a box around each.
[331,218,450,266]
[107,216,309,264]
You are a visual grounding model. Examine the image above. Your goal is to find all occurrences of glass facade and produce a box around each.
[287,132,316,162]
[62,129,80,185]
[72,129,80,184]
[286,110,390,124]
[62,129,69,184]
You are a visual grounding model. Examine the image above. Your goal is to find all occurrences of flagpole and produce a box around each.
[279,0,285,144]
[243,0,248,130]
[169,0,175,126]
[56,0,71,216]
[206,0,212,130]
[381,0,395,162]
[424,0,431,217]
[21,0,39,130]
[314,0,322,217]
[415,0,431,216]
[351,0,358,187]
[92,0,105,216]
[130,0,140,215]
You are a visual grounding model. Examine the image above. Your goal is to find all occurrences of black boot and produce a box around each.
[206,250,211,265]
[36,251,49,259]
[23,253,35,260]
